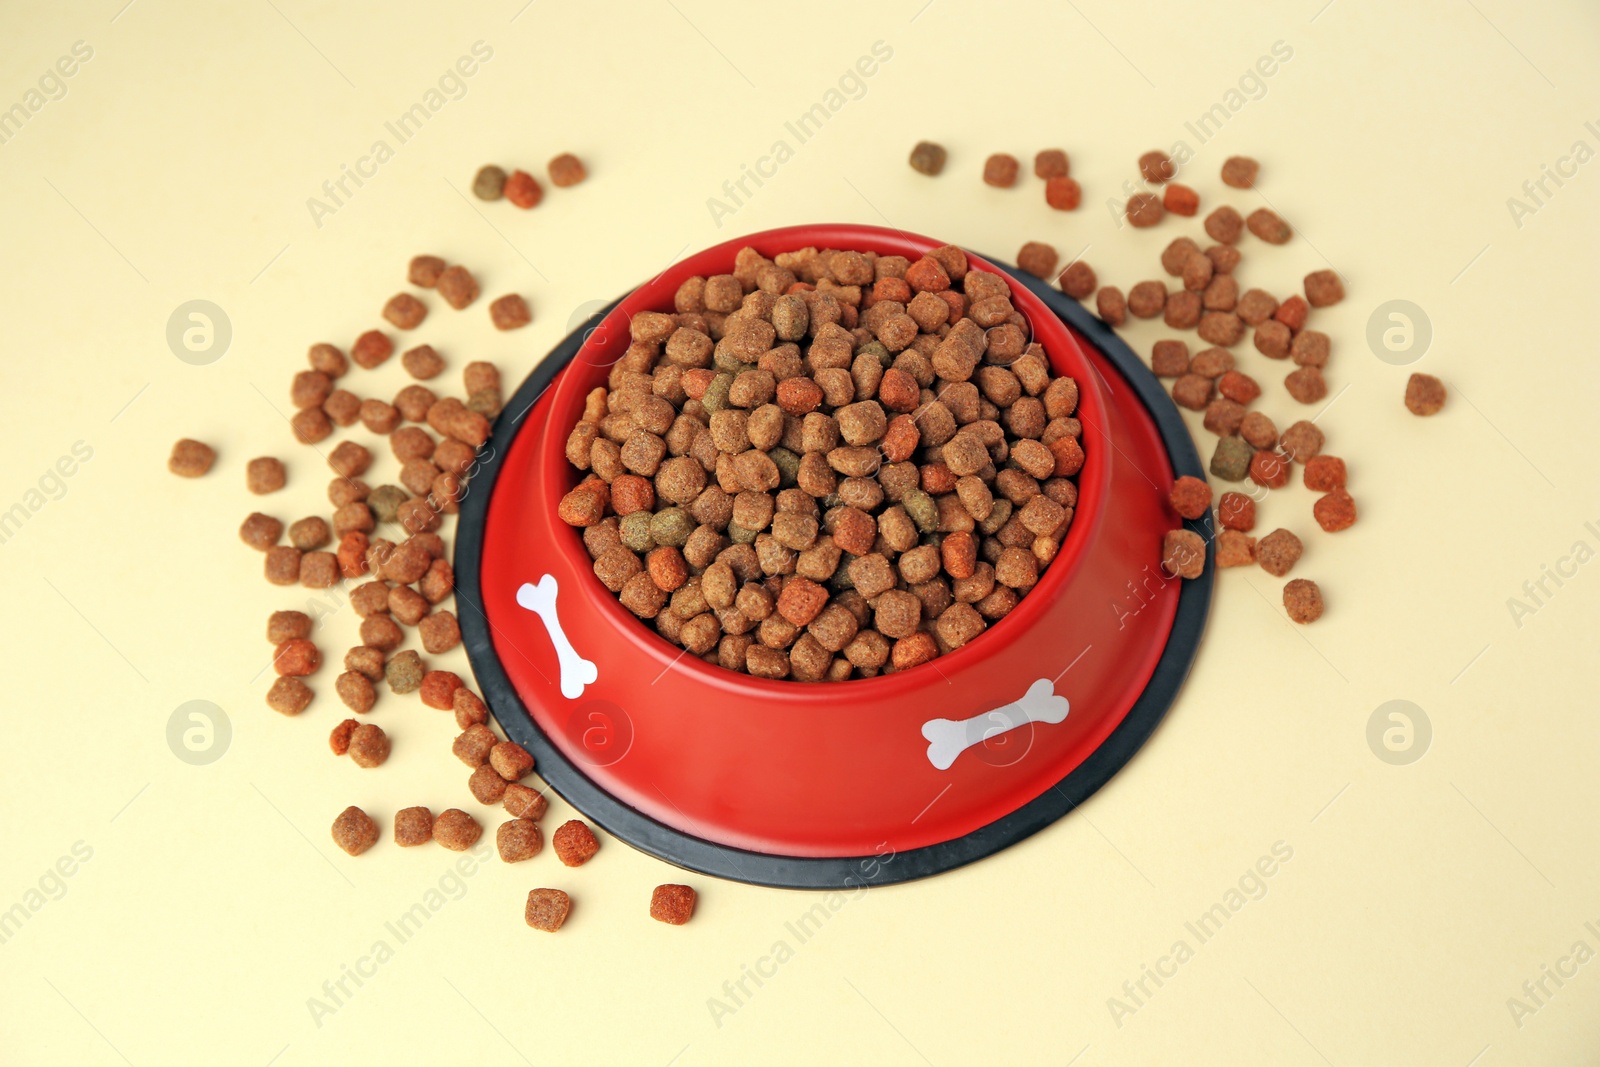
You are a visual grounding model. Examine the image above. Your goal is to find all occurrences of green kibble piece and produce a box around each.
[650,507,694,548]
[714,349,745,375]
[620,511,656,552]
[1209,436,1252,482]
[727,522,758,545]
[466,388,502,419]
[472,165,507,201]
[769,447,800,487]
[828,554,858,592]
[368,485,408,524]
[902,489,939,533]
[702,373,734,413]
[980,498,1012,535]
[385,649,424,694]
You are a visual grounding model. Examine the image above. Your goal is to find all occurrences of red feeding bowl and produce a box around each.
[456,224,1212,889]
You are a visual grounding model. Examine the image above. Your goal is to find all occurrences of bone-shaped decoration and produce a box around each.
[516,574,598,700]
[921,678,1069,771]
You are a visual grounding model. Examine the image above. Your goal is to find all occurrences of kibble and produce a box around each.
[497,819,543,862]
[1313,488,1357,532]
[331,806,378,856]
[1247,208,1292,244]
[489,294,532,331]
[433,809,483,852]
[1405,373,1446,416]
[548,153,587,188]
[168,439,215,478]
[383,293,427,330]
[1058,261,1096,299]
[472,165,507,200]
[1283,578,1324,623]
[553,820,599,867]
[1016,241,1058,279]
[504,169,542,209]
[1126,193,1164,228]
[436,265,479,310]
[982,153,1020,188]
[1257,528,1302,577]
[524,889,571,932]
[240,512,283,550]
[1303,455,1346,491]
[650,884,697,925]
[1045,176,1082,210]
[1034,149,1069,179]
[1304,270,1344,307]
[395,806,433,846]
[909,141,947,176]
[1221,156,1259,188]
[266,676,312,715]
[347,722,390,768]
[1161,529,1205,579]
[1169,476,1212,519]
[336,671,376,713]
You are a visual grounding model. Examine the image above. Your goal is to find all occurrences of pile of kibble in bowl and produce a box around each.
[557,243,1084,681]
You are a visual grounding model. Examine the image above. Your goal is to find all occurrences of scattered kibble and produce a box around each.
[650,884,697,925]
[548,153,587,187]
[394,806,433,846]
[908,141,947,176]
[1221,156,1259,188]
[433,809,482,852]
[1034,149,1068,179]
[436,265,480,310]
[1257,529,1303,577]
[266,676,312,716]
[497,818,543,862]
[524,888,571,932]
[982,153,1020,188]
[1283,578,1324,623]
[489,294,532,331]
[1016,241,1059,278]
[168,439,215,478]
[331,806,378,856]
[347,723,390,768]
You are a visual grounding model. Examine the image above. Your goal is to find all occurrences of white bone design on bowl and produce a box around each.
[515,574,598,700]
[920,678,1069,771]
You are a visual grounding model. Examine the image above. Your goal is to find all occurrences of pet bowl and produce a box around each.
[456,224,1212,889]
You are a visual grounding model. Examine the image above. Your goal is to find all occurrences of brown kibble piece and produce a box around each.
[1247,208,1292,244]
[1216,530,1257,568]
[490,741,535,782]
[490,294,532,330]
[525,889,571,932]
[1217,491,1255,531]
[553,820,599,867]
[335,671,376,714]
[504,169,542,209]
[266,676,312,716]
[1221,156,1259,188]
[433,809,483,852]
[1313,488,1358,533]
[650,884,698,925]
[1257,528,1302,577]
[548,153,587,187]
[1138,150,1175,183]
[469,763,508,804]
[436,265,479,310]
[347,722,390,768]
[1161,529,1205,579]
[1285,366,1327,404]
[1304,270,1344,307]
[1034,149,1069,179]
[1283,578,1324,623]
[420,669,463,710]
[383,293,427,330]
[1405,373,1446,416]
[246,457,286,495]
[1126,193,1164,228]
[503,783,548,822]
[331,806,378,856]
[1304,455,1347,492]
[1045,176,1082,210]
[394,807,433,846]
[983,153,1020,188]
[1016,241,1059,279]
[273,637,320,677]
[1169,476,1212,520]
[453,724,498,767]
[409,255,446,287]
[1058,261,1096,300]
[1205,206,1243,244]
[168,439,215,478]
[909,141,947,176]
[240,512,283,550]
[497,819,544,862]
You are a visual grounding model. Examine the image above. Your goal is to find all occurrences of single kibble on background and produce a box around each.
[394,806,433,846]
[420,669,463,710]
[351,329,393,370]
[1216,529,1257,568]
[266,675,312,716]
[1405,373,1447,415]
[472,164,506,200]
[454,723,498,767]
[489,293,532,330]
[1126,192,1164,228]
[1209,436,1252,482]
[469,763,509,804]
[1303,269,1345,307]
[168,439,215,478]
[1138,150,1175,183]
[982,153,1020,188]
[1163,183,1199,216]
[650,884,698,925]
[504,169,543,209]
[1283,578,1324,623]
[246,456,286,494]
[436,265,480,309]
[1044,176,1081,210]
[548,152,587,187]
[1221,156,1259,188]
[382,293,427,330]
[273,637,320,677]
[1304,454,1347,491]
[308,342,348,376]
[347,723,390,768]
[1096,286,1126,325]
[1217,491,1255,531]
[401,344,445,381]
[336,670,376,713]
[1284,366,1328,404]
[497,818,543,862]
[331,806,379,856]
[1247,208,1292,244]
[908,140,947,176]
[266,609,312,644]
[1313,488,1358,532]
[1057,260,1096,300]
[433,809,483,852]
[408,254,446,287]
[1205,205,1244,244]
[1161,528,1206,579]
[504,783,548,821]
[1033,148,1068,179]
[1257,528,1303,577]
[384,648,424,692]
[345,645,385,681]
[1016,241,1059,279]
[324,389,361,426]
[1279,420,1325,462]
[553,820,600,867]
[524,888,571,932]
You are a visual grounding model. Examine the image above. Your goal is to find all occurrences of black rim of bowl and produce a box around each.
[454,257,1214,890]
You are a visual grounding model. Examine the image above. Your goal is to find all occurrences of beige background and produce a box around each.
[1,0,1597,1063]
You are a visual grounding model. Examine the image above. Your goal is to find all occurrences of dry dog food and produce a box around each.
[383,293,427,331]
[395,806,433,846]
[1045,176,1082,210]
[1138,150,1175,183]
[168,439,215,478]
[1161,529,1205,579]
[454,724,498,767]
[650,884,697,925]
[1284,366,1328,404]
[329,718,357,756]
[332,806,379,856]
[1283,578,1324,623]
[267,610,312,644]
[384,648,424,691]
[548,153,587,188]
[1216,530,1257,567]
[1279,420,1324,462]
[1058,260,1096,299]
[1313,488,1357,532]
[436,265,480,309]
[489,294,532,330]
[240,512,283,550]
[558,243,1083,680]
[1016,241,1059,279]
[490,741,535,781]
[1163,184,1199,216]
[420,669,463,710]
[246,457,286,494]
[469,763,508,804]
[402,345,445,381]
[273,638,320,677]
[1209,436,1252,482]
[1034,149,1069,179]
[472,165,506,200]
[1096,285,1126,325]
[348,723,390,768]
[1126,193,1163,228]
[1405,373,1446,415]
[497,818,543,862]
[1221,156,1259,188]
[909,141,947,175]
[505,169,543,209]
[1205,206,1244,244]
[1168,476,1212,519]
[1247,208,1292,244]
[1257,528,1302,577]
[409,254,446,287]
[1303,455,1346,491]
[1217,491,1255,531]
[553,820,599,867]
[1303,270,1344,307]
[266,676,312,715]
[433,809,483,851]
[525,888,571,932]
[336,671,376,713]
[982,153,1020,188]
[504,783,548,821]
